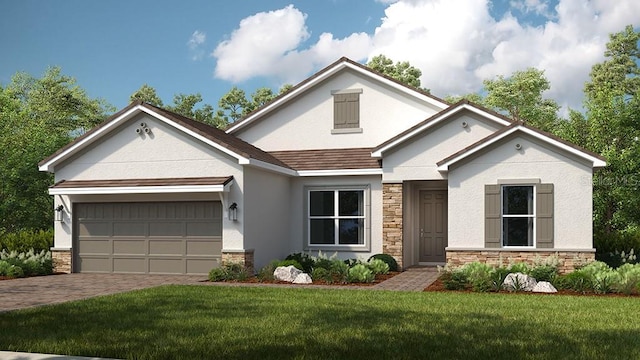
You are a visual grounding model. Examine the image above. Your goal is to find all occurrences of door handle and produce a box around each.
[420,228,424,238]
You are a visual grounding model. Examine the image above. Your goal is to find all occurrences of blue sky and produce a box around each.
[1,0,638,113]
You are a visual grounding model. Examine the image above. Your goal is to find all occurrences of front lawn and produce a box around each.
[1,286,638,359]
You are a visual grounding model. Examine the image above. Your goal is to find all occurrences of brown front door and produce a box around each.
[419,190,447,263]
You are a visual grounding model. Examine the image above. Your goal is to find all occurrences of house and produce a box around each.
[39,57,606,275]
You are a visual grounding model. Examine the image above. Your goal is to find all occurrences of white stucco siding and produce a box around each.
[54,113,241,181]
[382,113,503,182]
[234,70,442,151]
[447,135,594,250]
[288,175,383,261]
[50,112,247,253]
[242,167,291,270]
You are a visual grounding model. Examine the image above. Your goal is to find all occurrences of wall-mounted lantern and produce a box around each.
[55,205,64,222]
[229,202,238,221]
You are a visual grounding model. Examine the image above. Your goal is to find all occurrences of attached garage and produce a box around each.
[75,201,222,274]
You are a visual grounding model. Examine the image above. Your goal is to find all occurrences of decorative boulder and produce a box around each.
[503,272,538,291]
[293,273,313,284]
[532,281,558,293]
[273,265,303,282]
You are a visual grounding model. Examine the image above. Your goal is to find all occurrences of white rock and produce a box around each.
[503,272,538,291]
[292,273,313,284]
[532,281,557,293]
[273,265,302,282]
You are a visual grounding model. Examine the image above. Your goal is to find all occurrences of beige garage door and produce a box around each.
[75,202,222,274]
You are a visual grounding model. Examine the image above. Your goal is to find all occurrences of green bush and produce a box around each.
[529,265,558,282]
[366,258,390,275]
[285,253,315,273]
[256,260,279,282]
[275,259,303,271]
[595,230,640,268]
[460,262,494,292]
[0,229,54,253]
[613,263,640,295]
[0,249,52,277]
[368,254,399,272]
[440,268,468,290]
[208,263,250,282]
[347,264,374,283]
[507,262,530,274]
[311,267,331,283]
[329,259,349,283]
[0,261,24,278]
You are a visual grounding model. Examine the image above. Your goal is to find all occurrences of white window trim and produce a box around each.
[501,184,536,248]
[304,185,370,252]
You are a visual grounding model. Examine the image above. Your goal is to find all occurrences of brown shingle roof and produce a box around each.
[50,176,234,189]
[39,101,291,170]
[268,148,380,171]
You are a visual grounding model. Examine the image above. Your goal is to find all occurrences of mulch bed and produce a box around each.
[423,276,639,297]
[215,272,401,286]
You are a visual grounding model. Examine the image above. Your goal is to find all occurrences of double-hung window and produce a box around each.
[308,189,366,246]
[502,185,535,247]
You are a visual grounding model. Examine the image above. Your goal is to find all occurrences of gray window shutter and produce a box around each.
[334,93,359,129]
[485,184,501,248]
[536,183,554,248]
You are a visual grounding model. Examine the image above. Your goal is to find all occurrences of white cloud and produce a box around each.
[212,0,640,113]
[187,30,206,61]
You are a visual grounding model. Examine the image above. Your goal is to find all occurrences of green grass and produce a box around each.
[1,286,638,359]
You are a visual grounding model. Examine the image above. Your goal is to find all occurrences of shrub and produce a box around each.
[366,258,390,275]
[0,229,54,253]
[285,253,314,273]
[344,258,361,268]
[0,249,52,277]
[347,264,374,283]
[529,265,558,282]
[557,271,592,293]
[613,263,640,295]
[329,259,349,283]
[368,254,399,272]
[256,260,279,282]
[311,267,331,283]
[507,262,530,274]
[274,259,303,271]
[0,261,24,278]
[208,263,250,282]
[441,269,468,290]
[460,262,494,292]
[490,267,511,292]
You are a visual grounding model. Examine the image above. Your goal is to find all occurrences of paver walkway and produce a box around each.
[372,266,439,291]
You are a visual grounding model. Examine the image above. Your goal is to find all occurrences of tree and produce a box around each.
[482,68,560,131]
[0,67,112,232]
[578,25,640,234]
[216,87,250,125]
[130,84,164,107]
[367,55,423,89]
[444,93,485,105]
[246,87,276,114]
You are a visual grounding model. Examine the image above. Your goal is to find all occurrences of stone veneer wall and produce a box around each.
[52,249,72,274]
[222,250,255,274]
[382,183,403,269]
[446,250,596,274]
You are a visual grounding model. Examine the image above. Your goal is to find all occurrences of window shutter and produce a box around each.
[485,184,501,248]
[536,183,554,248]
[334,93,359,129]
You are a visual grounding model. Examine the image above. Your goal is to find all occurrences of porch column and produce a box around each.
[382,183,403,269]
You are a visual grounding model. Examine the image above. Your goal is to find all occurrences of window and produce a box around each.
[332,89,362,130]
[308,189,365,246]
[501,185,534,247]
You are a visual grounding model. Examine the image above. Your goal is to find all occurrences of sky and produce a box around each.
[1,0,639,115]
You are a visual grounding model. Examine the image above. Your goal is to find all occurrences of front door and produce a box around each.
[419,190,447,263]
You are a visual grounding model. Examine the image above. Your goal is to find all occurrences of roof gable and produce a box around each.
[372,100,513,157]
[436,122,607,171]
[39,101,292,174]
[226,57,449,135]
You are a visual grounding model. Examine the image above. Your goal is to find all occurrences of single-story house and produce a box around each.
[39,57,605,275]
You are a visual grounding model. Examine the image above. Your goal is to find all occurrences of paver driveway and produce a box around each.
[0,273,207,312]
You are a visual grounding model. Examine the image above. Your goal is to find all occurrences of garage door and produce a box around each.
[75,202,222,274]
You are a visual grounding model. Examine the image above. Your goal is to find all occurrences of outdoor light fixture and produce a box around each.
[55,205,64,222]
[229,202,238,221]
